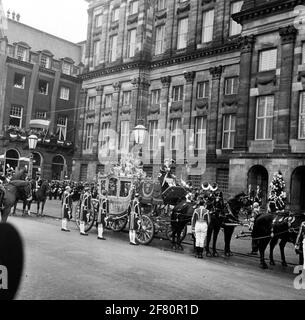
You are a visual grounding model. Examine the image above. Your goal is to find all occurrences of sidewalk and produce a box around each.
[15,200,300,266]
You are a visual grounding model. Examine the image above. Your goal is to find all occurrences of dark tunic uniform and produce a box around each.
[62,190,73,220]
[80,190,92,222]
[129,198,141,231]
[97,194,108,226]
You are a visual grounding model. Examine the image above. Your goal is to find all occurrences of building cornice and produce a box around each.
[6,56,34,70]
[232,0,305,25]
[80,39,241,81]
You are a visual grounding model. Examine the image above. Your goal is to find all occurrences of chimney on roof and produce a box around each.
[7,10,10,19]
[16,13,20,22]
[12,11,15,20]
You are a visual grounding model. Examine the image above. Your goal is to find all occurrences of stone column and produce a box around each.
[112,81,121,145]
[236,35,255,152]
[85,8,94,70]
[160,76,171,162]
[275,25,297,152]
[94,86,104,155]
[208,65,223,156]
[77,88,88,156]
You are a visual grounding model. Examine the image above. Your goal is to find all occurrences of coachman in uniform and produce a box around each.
[128,193,141,245]
[97,190,108,240]
[79,186,92,236]
[61,186,73,232]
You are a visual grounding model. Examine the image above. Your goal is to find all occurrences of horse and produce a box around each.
[1,181,32,223]
[252,211,305,269]
[171,198,196,251]
[31,179,50,216]
[205,192,252,257]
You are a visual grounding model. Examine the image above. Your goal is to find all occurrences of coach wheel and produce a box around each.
[166,225,187,242]
[74,201,96,233]
[136,214,155,246]
[109,216,128,232]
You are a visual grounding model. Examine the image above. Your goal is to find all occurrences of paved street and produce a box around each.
[6,214,305,300]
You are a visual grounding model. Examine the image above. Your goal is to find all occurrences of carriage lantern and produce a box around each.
[133,124,147,145]
[28,134,38,151]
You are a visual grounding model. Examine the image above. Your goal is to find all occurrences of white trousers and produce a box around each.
[303,239,305,269]
[195,221,208,248]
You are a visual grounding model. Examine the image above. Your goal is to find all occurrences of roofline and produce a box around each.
[7,18,82,48]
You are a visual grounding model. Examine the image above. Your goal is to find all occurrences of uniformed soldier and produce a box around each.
[79,186,92,236]
[128,193,141,245]
[295,221,305,269]
[61,186,73,232]
[191,198,210,259]
[97,190,108,240]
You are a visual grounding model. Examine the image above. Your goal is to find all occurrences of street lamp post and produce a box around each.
[28,135,38,179]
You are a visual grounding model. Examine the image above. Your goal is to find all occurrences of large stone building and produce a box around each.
[0,15,83,179]
[75,0,305,211]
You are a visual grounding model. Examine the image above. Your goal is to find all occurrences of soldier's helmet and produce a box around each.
[201,182,211,191]
[210,183,218,192]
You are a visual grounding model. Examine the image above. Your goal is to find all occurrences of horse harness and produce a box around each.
[271,213,299,238]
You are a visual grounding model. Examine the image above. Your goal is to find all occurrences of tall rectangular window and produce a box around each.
[112,8,120,22]
[224,77,239,95]
[259,49,277,72]
[109,35,118,62]
[93,40,101,67]
[177,18,188,49]
[95,14,103,28]
[13,73,25,89]
[62,62,72,75]
[202,9,214,43]
[255,96,274,140]
[129,0,138,15]
[41,55,51,69]
[16,46,26,61]
[157,0,167,10]
[38,80,49,95]
[172,85,184,102]
[170,118,181,150]
[9,106,23,128]
[120,121,130,152]
[122,91,131,107]
[299,92,305,139]
[88,96,96,111]
[104,94,113,109]
[85,123,94,150]
[222,114,236,149]
[57,117,68,141]
[100,122,111,153]
[127,29,137,58]
[230,1,243,36]
[80,164,88,181]
[148,120,158,151]
[60,87,70,100]
[195,117,206,150]
[155,24,165,55]
[151,89,161,105]
[197,81,209,99]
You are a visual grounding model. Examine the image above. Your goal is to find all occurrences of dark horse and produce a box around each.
[1,181,32,223]
[252,212,305,269]
[205,192,252,257]
[13,179,49,216]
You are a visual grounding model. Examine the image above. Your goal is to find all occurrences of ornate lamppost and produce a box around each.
[28,134,38,179]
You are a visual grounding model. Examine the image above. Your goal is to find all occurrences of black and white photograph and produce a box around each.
[0,0,305,304]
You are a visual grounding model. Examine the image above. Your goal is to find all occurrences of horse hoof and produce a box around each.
[270,261,275,266]
[282,262,288,267]
[213,251,219,258]
[172,246,177,251]
[206,251,212,257]
[178,246,184,251]
[260,263,268,270]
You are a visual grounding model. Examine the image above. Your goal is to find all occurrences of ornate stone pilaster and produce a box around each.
[113,81,121,92]
[239,35,256,54]
[279,25,297,44]
[131,76,150,90]
[161,76,171,88]
[209,65,223,80]
[184,71,196,83]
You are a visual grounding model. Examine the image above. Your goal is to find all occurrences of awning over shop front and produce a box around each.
[29,119,50,129]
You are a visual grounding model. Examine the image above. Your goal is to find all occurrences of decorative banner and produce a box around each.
[29,120,50,129]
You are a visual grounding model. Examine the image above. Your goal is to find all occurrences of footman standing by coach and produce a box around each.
[97,190,108,240]
[79,186,91,236]
[295,221,305,269]
[61,186,73,232]
[128,193,141,245]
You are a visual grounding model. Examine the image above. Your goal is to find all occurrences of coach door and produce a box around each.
[247,165,268,208]
[291,166,305,212]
